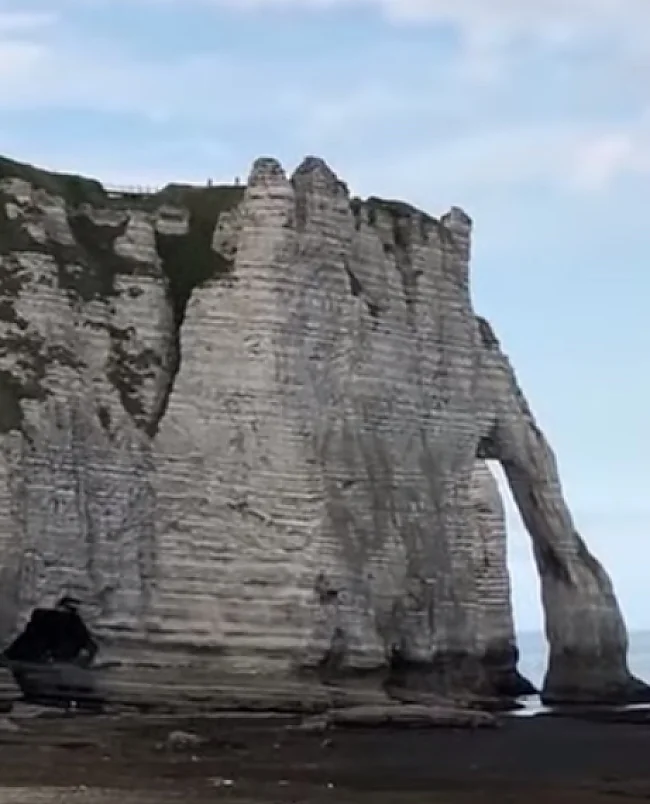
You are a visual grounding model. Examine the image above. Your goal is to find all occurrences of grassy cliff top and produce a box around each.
[0,153,246,306]
[0,154,244,212]
[0,155,449,224]
[0,155,248,435]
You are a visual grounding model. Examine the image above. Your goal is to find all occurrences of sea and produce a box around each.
[515,629,650,714]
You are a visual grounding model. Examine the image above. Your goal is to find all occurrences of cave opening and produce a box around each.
[486,460,547,691]
[2,597,103,710]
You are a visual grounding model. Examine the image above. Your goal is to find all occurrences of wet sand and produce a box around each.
[0,708,649,803]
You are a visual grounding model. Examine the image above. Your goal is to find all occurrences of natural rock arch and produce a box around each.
[0,152,645,709]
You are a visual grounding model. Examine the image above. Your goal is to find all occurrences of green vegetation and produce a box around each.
[151,185,244,437]
[366,197,430,222]
[0,155,107,207]
[155,184,244,325]
[0,153,244,214]
[105,324,162,428]
[350,197,363,230]
[0,332,83,434]
[0,237,79,433]
[364,196,453,246]
[0,154,245,435]
[66,215,133,302]
[0,369,42,432]
[0,154,245,305]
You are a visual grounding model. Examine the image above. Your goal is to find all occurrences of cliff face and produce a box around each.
[0,153,645,708]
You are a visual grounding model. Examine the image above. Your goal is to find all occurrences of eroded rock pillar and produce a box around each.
[478,318,649,704]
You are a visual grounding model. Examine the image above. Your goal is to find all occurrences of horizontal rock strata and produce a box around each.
[0,152,645,709]
[301,703,498,730]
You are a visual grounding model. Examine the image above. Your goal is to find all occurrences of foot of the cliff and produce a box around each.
[383,684,525,712]
[381,648,530,711]
[302,703,499,730]
[489,669,538,699]
[386,649,490,698]
[541,675,650,706]
[480,645,537,698]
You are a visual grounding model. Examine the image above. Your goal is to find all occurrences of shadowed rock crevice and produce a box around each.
[65,214,133,301]
[148,188,243,438]
[342,259,381,322]
[481,642,537,698]
[2,597,103,709]
[4,598,97,666]
[385,645,496,701]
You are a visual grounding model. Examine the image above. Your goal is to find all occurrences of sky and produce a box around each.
[1,0,649,636]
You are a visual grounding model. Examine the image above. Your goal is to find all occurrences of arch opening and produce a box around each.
[486,460,547,693]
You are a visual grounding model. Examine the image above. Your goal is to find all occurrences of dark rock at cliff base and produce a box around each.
[2,600,105,710]
[541,666,650,707]
[301,703,498,730]
[482,645,538,698]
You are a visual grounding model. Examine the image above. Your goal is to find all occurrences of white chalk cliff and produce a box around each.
[0,153,645,708]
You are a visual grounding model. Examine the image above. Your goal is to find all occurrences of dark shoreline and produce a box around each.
[0,706,650,802]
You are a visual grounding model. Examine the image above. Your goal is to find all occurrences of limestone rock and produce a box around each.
[476,318,648,704]
[309,703,498,729]
[162,729,204,751]
[0,152,645,709]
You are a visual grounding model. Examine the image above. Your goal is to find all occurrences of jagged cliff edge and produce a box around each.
[0,153,646,710]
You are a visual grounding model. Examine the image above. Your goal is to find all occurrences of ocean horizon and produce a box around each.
[516,629,650,705]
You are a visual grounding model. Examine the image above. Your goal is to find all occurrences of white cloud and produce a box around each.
[0,40,45,75]
[153,0,650,95]
[2,0,650,196]
[373,0,648,43]
[571,130,650,190]
[0,10,55,77]
[153,0,650,47]
[0,11,57,33]
[54,0,650,52]
[0,40,267,122]
[329,117,650,206]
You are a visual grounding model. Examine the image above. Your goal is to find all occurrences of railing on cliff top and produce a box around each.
[103,184,161,197]
[103,178,242,198]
